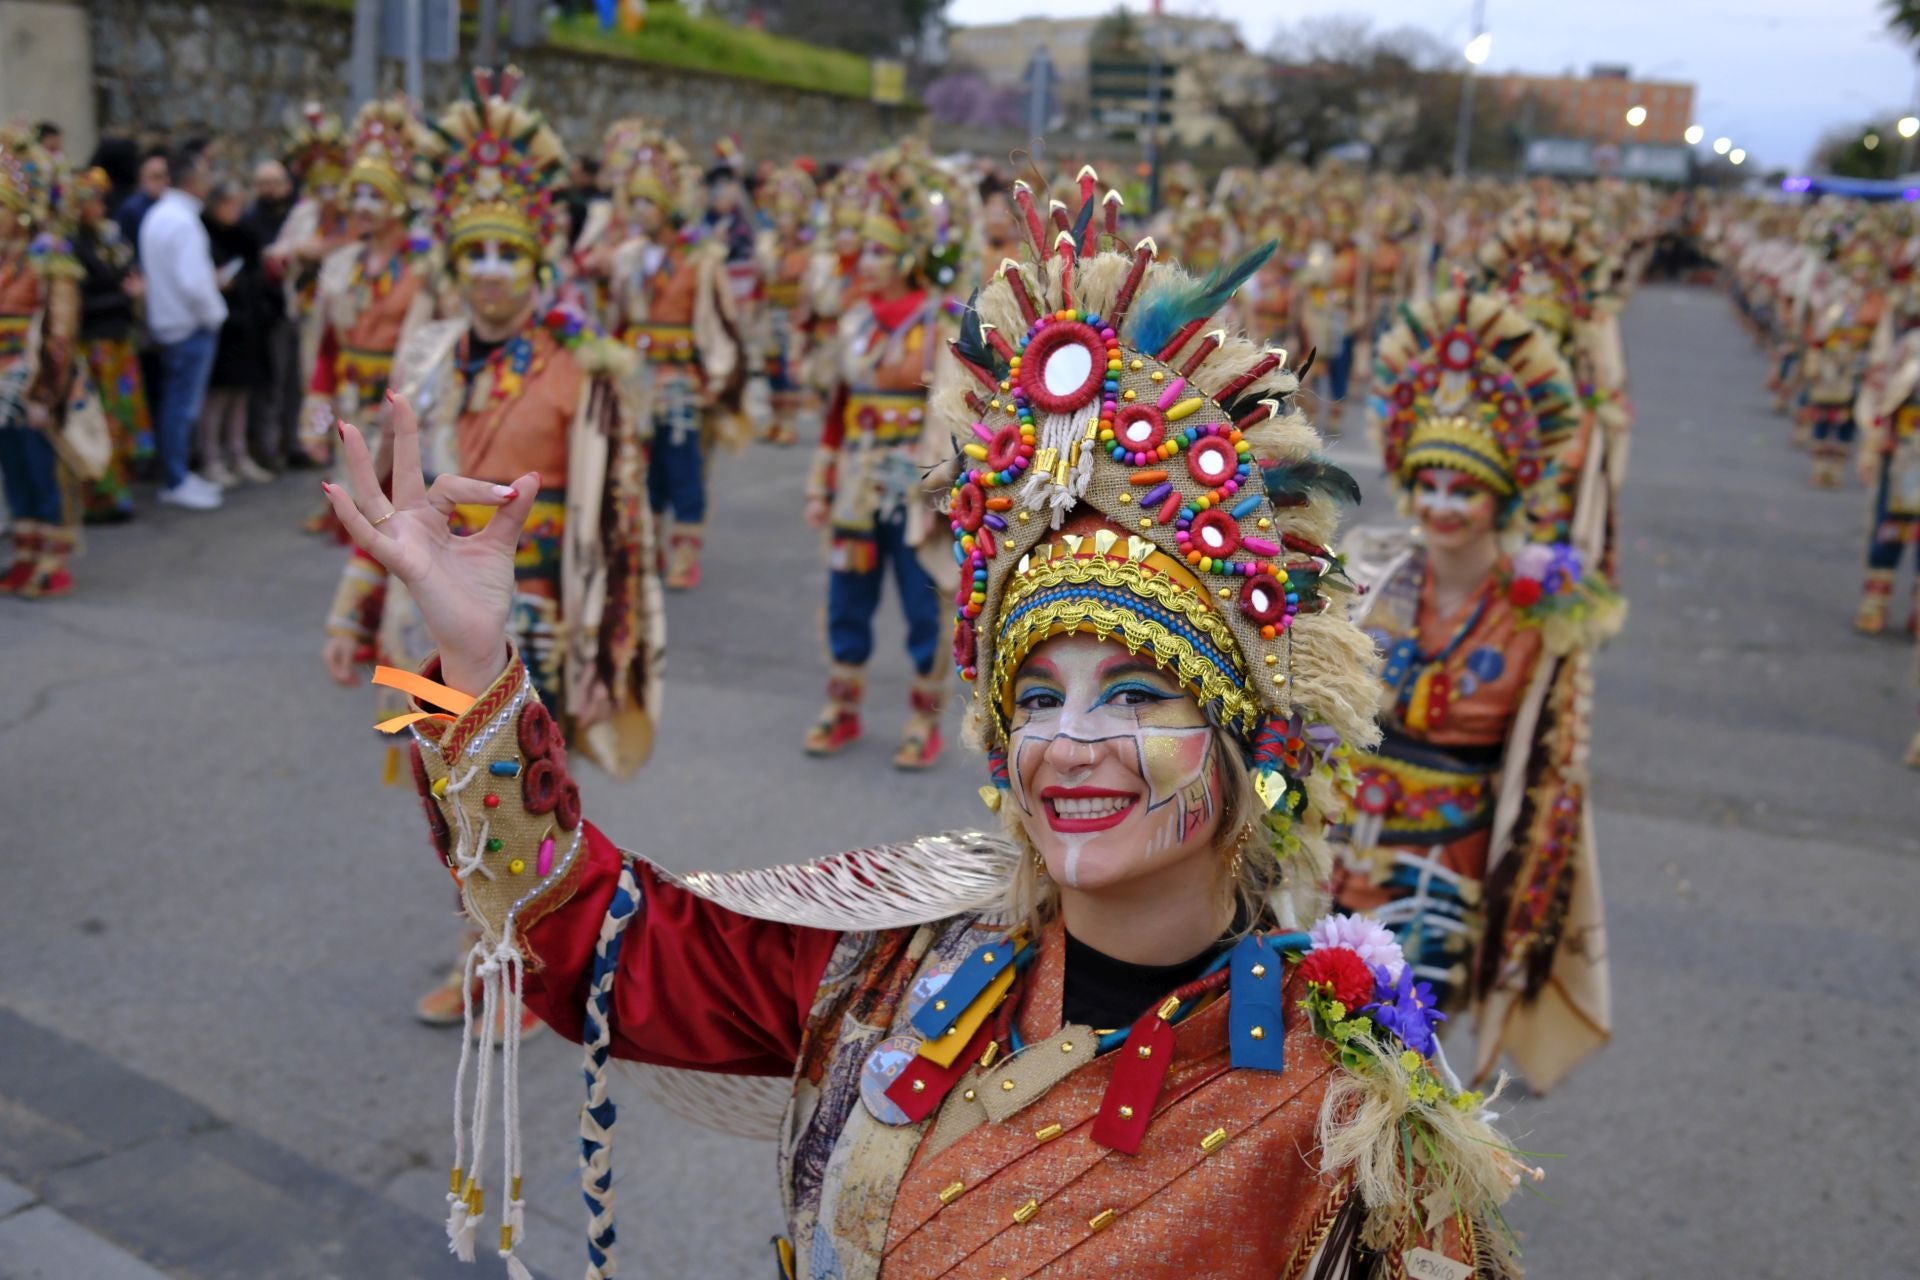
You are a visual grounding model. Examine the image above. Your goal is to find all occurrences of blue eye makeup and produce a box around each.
[1097,679,1174,709]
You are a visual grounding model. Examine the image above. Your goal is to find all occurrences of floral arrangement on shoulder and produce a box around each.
[1505,541,1625,654]
[1293,913,1542,1247]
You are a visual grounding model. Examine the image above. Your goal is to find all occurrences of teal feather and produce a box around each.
[1126,242,1277,356]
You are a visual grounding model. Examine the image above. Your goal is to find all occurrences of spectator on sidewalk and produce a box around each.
[244,160,300,471]
[71,166,152,521]
[139,140,228,511]
[199,179,274,486]
[115,147,169,250]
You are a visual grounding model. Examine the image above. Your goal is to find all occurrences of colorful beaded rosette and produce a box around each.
[944,168,1381,821]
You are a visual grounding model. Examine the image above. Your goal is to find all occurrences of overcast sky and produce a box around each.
[948,0,1917,168]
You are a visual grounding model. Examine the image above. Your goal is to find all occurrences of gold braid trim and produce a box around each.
[991,555,1257,739]
[1282,1178,1357,1280]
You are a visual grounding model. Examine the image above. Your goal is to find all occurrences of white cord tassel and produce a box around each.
[447,938,484,1256]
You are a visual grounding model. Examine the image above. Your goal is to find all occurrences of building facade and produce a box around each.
[1486,65,1695,147]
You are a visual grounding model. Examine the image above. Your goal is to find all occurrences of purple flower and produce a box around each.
[1364,964,1447,1056]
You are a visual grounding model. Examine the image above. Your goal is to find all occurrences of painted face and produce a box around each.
[348,182,397,235]
[1008,633,1224,893]
[1412,467,1499,548]
[456,237,537,324]
[859,240,904,289]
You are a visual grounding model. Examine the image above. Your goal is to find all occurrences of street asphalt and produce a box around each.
[1,283,1916,1278]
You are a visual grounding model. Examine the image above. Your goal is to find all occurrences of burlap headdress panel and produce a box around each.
[938,167,1380,831]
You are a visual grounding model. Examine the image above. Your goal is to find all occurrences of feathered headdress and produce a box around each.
[1372,287,1578,514]
[344,94,427,213]
[861,141,974,291]
[0,122,55,228]
[759,161,817,222]
[939,166,1379,871]
[1477,200,1614,341]
[599,116,696,224]
[284,101,349,190]
[420,67,569,260]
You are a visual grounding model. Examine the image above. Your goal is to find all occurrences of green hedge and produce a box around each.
[547,8,873,100]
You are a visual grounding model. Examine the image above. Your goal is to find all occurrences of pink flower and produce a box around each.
[1307,913,1406,981]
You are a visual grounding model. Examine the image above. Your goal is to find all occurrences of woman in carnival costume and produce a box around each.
[755,161,821,447]
[66,163,152,521]
[316,70,665,1024]
[1295,191,1363,428]
[1336,286,1623,1093]
[1796,233,1886,490]
[1,125,108,598]
[596,119,745,591]
[1476,200,1630,574]
[298,95,438,537]
[802,147,971,768]
[320,167,1538,1280]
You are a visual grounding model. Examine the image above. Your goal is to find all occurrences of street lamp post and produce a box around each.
[1900,114,1919,174]
[1454,1,1489,180]
[1684,124,1704,146]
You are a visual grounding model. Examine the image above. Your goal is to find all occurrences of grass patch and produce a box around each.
[546,8,874,100]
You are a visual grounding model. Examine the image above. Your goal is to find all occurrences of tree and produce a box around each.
[1814,120,1905,178]
[924,70,1024,131]
[1886,1,1920,46]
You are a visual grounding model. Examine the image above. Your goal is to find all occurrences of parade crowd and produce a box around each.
[4,72,1915,1280]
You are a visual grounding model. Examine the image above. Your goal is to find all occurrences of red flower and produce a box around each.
[1508,577,1543,608]
[1300,946,1375,1010]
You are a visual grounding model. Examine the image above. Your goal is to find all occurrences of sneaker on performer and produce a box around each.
[201,460,237,488]
[158,474,224,510]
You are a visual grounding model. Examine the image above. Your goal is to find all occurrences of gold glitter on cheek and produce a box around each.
[1141,727,1212,809]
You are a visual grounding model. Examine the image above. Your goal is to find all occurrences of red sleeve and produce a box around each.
[308,323,339,396]
[820,383,849,450]
[518,821,843,1076]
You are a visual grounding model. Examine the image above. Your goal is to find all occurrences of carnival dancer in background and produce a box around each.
[67,163,151,521]
[319,67,663,1027]
[1337,286,1622,1092]
[1295,193,1362,428]
[1478,200,1631,574]
[1238,194,1300,360]
[1852,266,1920,635]
[754,161,818,446]
[795,164,867,419]
[801,148,966,767]
[297,96,436,538]
[264,104,353,471]
[319,164,1531,1280]
[1797,236,1883,489]
[600,122,745,591]
[1,126,109,599]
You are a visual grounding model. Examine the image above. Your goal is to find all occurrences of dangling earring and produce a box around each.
[1031,845,1048,878]
[1227,820,1253,882]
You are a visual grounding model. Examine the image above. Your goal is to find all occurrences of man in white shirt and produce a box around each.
[138,141,229,510]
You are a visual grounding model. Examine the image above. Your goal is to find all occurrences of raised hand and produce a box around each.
[320,394,538,695]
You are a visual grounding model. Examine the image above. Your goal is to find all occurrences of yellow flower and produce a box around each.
[1399,1050,1423,1072]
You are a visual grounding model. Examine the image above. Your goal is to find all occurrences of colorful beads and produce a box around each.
[488,760,521,778]
[486,837,504,852]
[483,794,501,809]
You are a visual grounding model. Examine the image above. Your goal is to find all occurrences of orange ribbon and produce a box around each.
[371,666,476,733]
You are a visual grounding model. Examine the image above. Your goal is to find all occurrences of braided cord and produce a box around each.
[581,860,643,1279]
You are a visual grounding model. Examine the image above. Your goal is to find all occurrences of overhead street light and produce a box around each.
[1464,32,1491,65]
[1625,105,1647,128]
[1865,132,1881,151]
[1684,124,1704,145]
[1729,148,1746,165]
[1713,136,1733,155]
[1901,116,1920,139]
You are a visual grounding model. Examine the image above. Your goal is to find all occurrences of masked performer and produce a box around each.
[801,151,967,767]
[756,161,820,447]
[1,127,108,598]
[323,168,1536,1280]
[601,123,744,591]
[1336,286,1623,1093]
[318,70,665,1022]
[298,96,436,536]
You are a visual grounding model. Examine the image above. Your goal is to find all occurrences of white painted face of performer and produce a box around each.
[1007,633,1234,962]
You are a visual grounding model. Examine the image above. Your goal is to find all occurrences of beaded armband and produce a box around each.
[397,646,588,946]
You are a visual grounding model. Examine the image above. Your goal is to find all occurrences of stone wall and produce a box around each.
[86,0,915,165]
